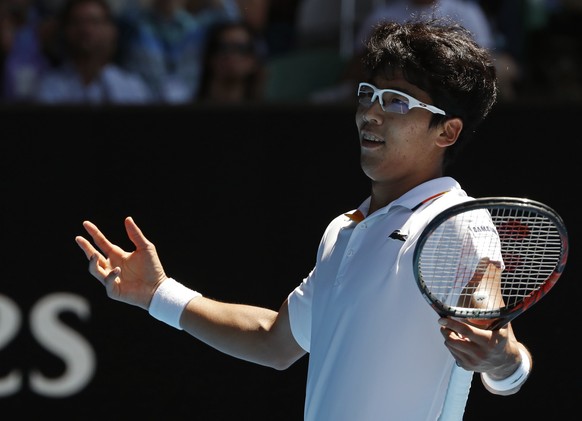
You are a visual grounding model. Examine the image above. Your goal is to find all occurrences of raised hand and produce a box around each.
[75,217,168,310]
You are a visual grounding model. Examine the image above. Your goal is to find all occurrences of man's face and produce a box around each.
[355,74,445,184]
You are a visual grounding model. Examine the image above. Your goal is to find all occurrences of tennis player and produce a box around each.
[76,19,532,420]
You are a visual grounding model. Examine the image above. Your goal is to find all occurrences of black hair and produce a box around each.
[363,19,498,166]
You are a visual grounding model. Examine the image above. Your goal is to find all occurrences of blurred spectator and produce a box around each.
[312,0,521,103]
[195,20,265,103]
[188,0,273,59]
[34,0,153,104]
[522,0,582,101]
[36,0,147,17]
[36,0,67,15]
[0,0,51,103]
[187,0,291,58]
[185,0,240,24]
[262,0,298,56]
[235,0,269,34]
[355,0,496,53]
[36,1,156,65]
[294,0,377,52]
[108,0,150,17]
[477,0,525,64]
[185,0,270,30]
[116,0,209,103]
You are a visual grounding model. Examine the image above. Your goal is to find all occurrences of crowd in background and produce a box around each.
[1,0,581,106]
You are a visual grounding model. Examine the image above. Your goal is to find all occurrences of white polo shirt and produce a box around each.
[288,177,475,421]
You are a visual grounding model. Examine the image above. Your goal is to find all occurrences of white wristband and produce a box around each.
[148,278,202,330]
[481,347,531,392]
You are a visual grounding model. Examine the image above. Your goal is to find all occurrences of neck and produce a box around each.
[368,172,443,215]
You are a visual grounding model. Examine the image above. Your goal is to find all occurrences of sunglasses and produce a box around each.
[357,82,446,115]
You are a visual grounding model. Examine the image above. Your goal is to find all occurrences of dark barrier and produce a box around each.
[0,103,578,419]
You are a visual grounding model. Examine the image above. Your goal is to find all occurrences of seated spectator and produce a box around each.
[0,0,51,103]
[116,0,209,104]
[186,0,271,58]
[34,0,153,104]
[235,0,270,36]
[36,0,143,18]
[312,0,521,104]
[355,0,520,101]
[185,0,293,60]
[195,20,265,103]
[185,0,240,24]
[356,0,495,53]
[522,0,582,101]
[187,0,271,38]
[261,0,298,56]
[294,0,377,52]
[233,0,270,57]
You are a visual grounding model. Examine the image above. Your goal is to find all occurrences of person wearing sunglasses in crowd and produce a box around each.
[195,20,265,103]
[75,19,532,420]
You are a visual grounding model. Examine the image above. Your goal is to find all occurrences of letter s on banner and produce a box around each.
[29,293,96,397]
[0,295,22,397]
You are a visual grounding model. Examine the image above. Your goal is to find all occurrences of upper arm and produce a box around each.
[269,299,307,370]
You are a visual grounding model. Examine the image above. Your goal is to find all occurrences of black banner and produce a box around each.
[0,103,578,419]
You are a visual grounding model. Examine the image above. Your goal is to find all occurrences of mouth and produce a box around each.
[361,131,385,147]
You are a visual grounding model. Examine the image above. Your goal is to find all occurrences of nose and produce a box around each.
[360,100,384,125]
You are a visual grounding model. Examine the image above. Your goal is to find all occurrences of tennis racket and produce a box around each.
[414,196,568,329]
[412,197,568,420]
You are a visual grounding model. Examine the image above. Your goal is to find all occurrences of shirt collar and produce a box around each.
[345,177,461,222]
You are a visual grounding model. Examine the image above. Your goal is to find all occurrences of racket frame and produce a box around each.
[413,197,568,330]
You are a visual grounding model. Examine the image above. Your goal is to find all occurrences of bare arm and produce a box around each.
[439,317,531,395]
[181,298,305,370]
[75,216,306,370]
[440,258,531,395]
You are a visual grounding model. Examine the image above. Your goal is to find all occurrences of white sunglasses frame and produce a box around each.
[357,82,447,116]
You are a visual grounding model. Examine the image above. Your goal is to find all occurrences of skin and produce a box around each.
[356,74,461,214]
[65,0,117,85]
[75,75,530,395]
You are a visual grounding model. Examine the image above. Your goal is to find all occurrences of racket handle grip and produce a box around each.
[439,365,473,420]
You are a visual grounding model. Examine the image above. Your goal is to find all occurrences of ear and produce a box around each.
[435,117,463,148]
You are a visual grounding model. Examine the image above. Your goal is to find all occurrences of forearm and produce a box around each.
[481,344,531,395]
[481,324,532,396]
[180,296,304,370]
[181,297,275,361]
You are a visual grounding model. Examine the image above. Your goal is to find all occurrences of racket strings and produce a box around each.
[492,208,562,308]
[417,206,563,317]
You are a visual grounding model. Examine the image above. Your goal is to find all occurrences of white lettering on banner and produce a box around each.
[0,293,96,398]
[0,295,22,397]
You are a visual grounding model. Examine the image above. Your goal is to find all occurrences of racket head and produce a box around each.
[413,197,568,330]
